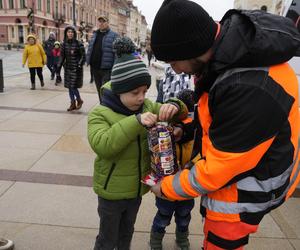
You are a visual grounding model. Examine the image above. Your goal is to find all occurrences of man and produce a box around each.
[43,32,56,80]
[150,0,300,249]
[86,16,118,100]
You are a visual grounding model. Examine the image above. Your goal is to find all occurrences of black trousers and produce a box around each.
[29,67,43,85]
[94,196,142,250]
[92,68,111,101]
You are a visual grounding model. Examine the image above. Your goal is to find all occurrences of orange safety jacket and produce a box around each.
[161,63,300,225]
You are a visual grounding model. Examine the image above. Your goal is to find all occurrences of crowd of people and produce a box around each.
[17,0,300,250]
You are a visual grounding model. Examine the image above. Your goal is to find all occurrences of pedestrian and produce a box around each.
[86,15,118,100]
[58,26,85,111]
[22,34,46,90]
[87,37,188,250]
[52,41,62,85]
[146,45,153,67]
[150,88,195,250]
[43,32,56,80]
[0,238,14,250]
[150,1,300,249]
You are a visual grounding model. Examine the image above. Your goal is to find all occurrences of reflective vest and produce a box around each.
[161,63,300,225]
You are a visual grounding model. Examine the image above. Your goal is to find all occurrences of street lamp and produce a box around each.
[27,6,34,33]
[73,0,76,27]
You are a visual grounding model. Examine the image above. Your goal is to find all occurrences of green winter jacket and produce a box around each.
[88,83,187,200]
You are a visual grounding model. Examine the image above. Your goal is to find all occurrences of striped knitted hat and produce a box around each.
[111,37,151,94]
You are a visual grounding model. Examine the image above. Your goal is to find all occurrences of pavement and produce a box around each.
[0,49,300,250]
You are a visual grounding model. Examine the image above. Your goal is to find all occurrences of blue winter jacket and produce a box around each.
[86,29,118,69]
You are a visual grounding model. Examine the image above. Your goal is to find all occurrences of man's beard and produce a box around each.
[189,58,209,77]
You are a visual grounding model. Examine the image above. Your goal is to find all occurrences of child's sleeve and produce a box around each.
[88,108,144,159]
[22,46,28,65]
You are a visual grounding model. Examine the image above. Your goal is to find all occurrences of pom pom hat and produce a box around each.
[151,0,218,61]
[111,37,151,94]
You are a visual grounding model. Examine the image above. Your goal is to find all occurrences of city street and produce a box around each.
[0,49,300,250]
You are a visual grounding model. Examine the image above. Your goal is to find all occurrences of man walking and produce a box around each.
[86,16,118,100]
[150,0,300,249]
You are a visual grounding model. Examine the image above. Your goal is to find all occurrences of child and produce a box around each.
[52,41,62,85]
[88,37,188,250]
[150,89,195,250]
[22,34,46,90]
[58,26,85,111]
[156,65,191,103]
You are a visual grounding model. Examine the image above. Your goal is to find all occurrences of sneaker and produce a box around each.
[0,238,14,250]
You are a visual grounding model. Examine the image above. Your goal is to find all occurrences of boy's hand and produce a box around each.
[140,112,157,127]
[159,104,179,121]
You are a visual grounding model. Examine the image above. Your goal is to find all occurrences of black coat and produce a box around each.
[59,39,85,89]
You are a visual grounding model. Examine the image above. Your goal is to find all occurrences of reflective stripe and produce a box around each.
[202,148,300,214]
[172,171,194,199]
[188,166,210,194]
[237,158,295,192]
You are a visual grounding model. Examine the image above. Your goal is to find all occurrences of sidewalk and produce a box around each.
[0,54,299,250]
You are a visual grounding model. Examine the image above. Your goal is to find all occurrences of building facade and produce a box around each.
[234,0,285,14]
[0,0,148,46]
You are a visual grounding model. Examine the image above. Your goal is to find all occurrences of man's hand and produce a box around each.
[159,103,179,121]
[151,181,163,197]
[140,112,158,127]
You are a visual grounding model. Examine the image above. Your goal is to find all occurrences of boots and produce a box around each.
[67,101,76,111]
[149,231,164,250]
[175,230,190,250]
[76,99,84,110]
[30,83,35,90]
[55,75,62,85]
[41,81,45,87]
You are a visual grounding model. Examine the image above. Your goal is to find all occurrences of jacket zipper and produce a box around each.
[137,135,142,197]
[104,163,116,190]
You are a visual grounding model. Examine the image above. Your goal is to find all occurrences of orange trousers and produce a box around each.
[203,218,258,250]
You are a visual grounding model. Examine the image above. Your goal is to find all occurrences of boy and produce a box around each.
[88,37,188,250]
[150,89,195,250]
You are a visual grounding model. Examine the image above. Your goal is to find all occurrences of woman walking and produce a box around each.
[22,34,46,90]
[59,26,85,111]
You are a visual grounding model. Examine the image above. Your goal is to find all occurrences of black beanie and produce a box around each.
[111,37,151,94]
[151,0,218,61]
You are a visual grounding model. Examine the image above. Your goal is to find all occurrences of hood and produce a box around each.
[26,34,36,42]
[211,9,300,72]
[49,32,56,39]
[64,25,76,41]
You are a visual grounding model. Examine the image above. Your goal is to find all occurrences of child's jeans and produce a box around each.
[94,196,142,250]
[203,218,258,250]
[152,197,194,233]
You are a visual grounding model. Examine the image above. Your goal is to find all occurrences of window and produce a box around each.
[47,0,50,13]
[38,0,41,11]
[9,0,14,9]
[63,4,66,16]
[20,0,26,8]
[0,0,3,9]
[11,27,15,38]
[70,6,73,19]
